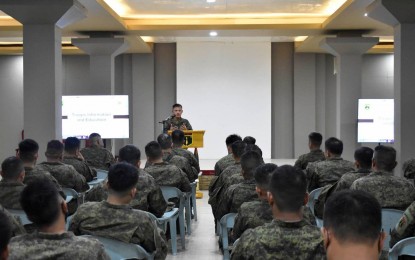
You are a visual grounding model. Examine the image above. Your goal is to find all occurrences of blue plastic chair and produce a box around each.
[307,187,324,227]
[8,209,32,226]
[388,237,415,260]
[220,213,237,260]
[190,181,198,221]
[160,186,187,254]
[382,209,405,250]
[87,178,106,188]
[96,170,108,180]
[147,209,180,255]
[62,187,81,206]
[81,235,155,260]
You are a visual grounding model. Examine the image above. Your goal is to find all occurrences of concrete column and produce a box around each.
[72,36,128,95]
[0,0,85,157]
[320,37,378,160]
[368,0,415,168]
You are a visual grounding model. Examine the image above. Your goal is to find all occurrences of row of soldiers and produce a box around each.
[208,133,415,259]
[0,130,202,259]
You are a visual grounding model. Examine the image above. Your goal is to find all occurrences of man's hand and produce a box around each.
[180,123,187,130]
[170,124,178,131]
[76,151,85,161]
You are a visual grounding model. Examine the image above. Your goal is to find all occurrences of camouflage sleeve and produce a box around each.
[71,167,89,192]
[294,155,305,170]
[390,201,415,247]
[231,229,256,260]
[68,205,84,235]
[307,168,320,192]
[148,186,168,218]
[214,162,221,176]
[178,169,192,193]
[0,206,26,236]
[215,187,234,221]
[163,118,172,134]
[104,150,116,169]
[232,211,246,241]
[208,176,219,196]
[403,160,415,179]
[185,119,192,130]
[190,153,200,173]
[84,182,107,202]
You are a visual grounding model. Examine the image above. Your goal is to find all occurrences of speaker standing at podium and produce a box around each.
[163,103,193,134]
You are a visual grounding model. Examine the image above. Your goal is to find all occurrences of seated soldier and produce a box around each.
[144,141,191,193]
[0,157,25,210]
[157,133,198,182]
[402,158,415,184]
[69,163,167,259]
[306,137,354,191]
[36,140,88,192]
[216,150,263,221]
[294,132,326,170]
[390,201,415,248]
[214,134,242,176]
[242,136,256,145]
[171,130,200,173]
[17,139,63,195]
[231,165,325,260]
[0,210,12,260]
[80,133,115,171]
[0,204,25,237]
[322,190,386,260]
[351,145,415,210]
[85,144,167,218]
[63,137,97,182]
[9,179,109,259]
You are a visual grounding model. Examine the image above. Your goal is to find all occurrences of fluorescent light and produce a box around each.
[207,0,216,3]
[209,31,218,37]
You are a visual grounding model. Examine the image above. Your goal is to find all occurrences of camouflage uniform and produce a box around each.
[214,153,235,176]
[294,149,326,170]
[171,147,200,173]
[144,162,191,193]
[80,145,115,171]
[232,200,317,240]
[35,162,88,192]
[390,201,415,247]
[231,219,326,260]
[335,169,371,192]
[216,179,258,221]
[163,151,198,182]
[0,180,24,210]
[402,158,415,181]
[85,169,167,217]
[9,231,109,260]
[163,117,192,133]
[306,157,354,191]
[23,166,64,196]
[63,155,97,182]
[69,201,167,260]
[350,171,415,210]
[0,204,26,236]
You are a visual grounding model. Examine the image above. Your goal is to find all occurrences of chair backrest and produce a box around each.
[307,187,323,215]
[62,188,79,199]
[388,237,415,260]
[220,212,237,229]
[8,209,32,226]
[96,170,108,180]
[382,209,405,250]
[160,186,185,209]
[81,235,155,260]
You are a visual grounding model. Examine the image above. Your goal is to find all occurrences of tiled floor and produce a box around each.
[165,159,295,260]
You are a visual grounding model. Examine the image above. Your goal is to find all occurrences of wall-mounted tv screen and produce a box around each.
[62,95,129,139]
[357,99,394,143]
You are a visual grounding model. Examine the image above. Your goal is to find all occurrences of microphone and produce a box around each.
[158,115,175,124]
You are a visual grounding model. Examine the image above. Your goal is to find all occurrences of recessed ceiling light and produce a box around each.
[207,0,216,3]
[364,13,368,17]
[209,31,218,37]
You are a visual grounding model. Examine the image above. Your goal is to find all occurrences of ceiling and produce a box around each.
[0,0,394,55]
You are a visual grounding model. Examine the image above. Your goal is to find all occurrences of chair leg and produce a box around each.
[178,210,186,250]
[169,218,177,255]
[222,225,230,260]
[192,192,198,221]
[185,197,192,235]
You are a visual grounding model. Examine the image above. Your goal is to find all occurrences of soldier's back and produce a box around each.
[145,162,191,192]
[80,146,115,171]
[308,157,354,191]
[335,169,371,191]
[231,219,325,260]
[214,154,235,176]
[171,147,200,172]
[35,162,87,192]
[63,156,97,182]
[0,181,24,210]
[294,149,325,170]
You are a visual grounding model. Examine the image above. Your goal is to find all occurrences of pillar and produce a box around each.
[320,36,378,160]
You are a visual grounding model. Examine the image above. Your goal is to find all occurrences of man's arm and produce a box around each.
[148,185,168,218]
[390,201,415,247]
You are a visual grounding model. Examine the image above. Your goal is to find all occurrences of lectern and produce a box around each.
[168,130,205,149]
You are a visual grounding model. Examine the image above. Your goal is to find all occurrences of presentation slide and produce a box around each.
[357,99,394,143]
[62,95,129,139]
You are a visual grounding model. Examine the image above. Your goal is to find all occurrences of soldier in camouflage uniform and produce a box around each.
[70,163,167,260]
[231,165,325,260]
[144,141,191,193]
[85,145,167,217]
[163,103,192,134]
[0,204,25,237]
[157,133,198,182]
[0,209,12,258]
[214,134,242,176]
[0,157,25,210]
[390,201,415,247]
[323,190,386,260]
[9,179,109,260]
[351,145,415,210]
[294,132,326,170]
[36,140,88,192]
[335,147,373,191]
[63,137,97,182]
[306,137,354,191]
[80,133,115,171]
[171,130,200,173]
[402,158,415,183]
[17,139,65,199]
[216,151,263,221]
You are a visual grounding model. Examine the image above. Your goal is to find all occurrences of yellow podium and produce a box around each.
[168,130,205,149]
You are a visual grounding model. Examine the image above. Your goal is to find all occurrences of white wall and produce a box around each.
[0,56,23,161]
[177,42,272,159]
